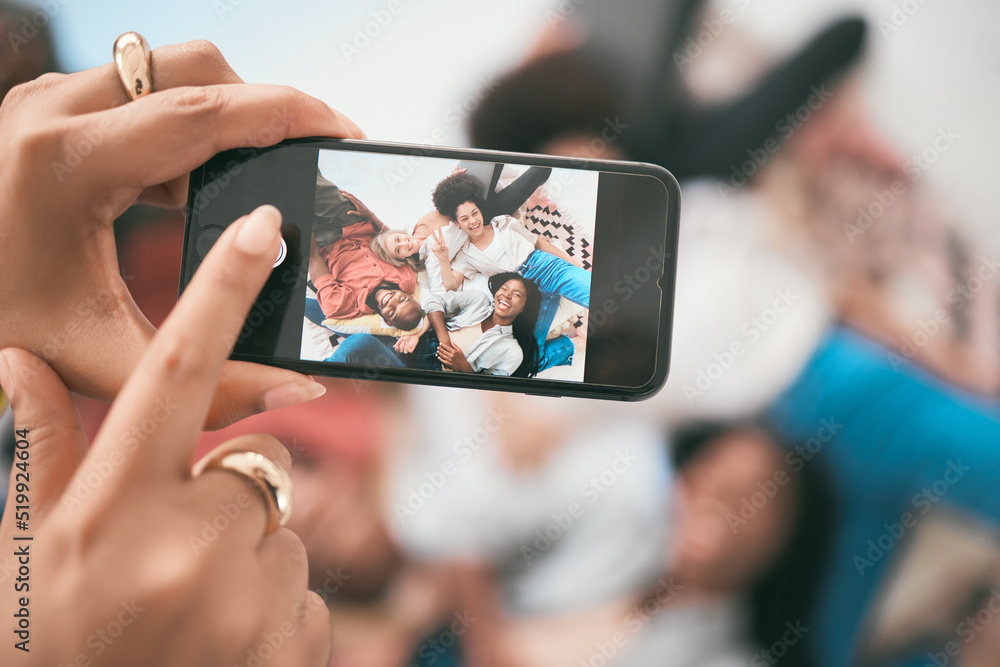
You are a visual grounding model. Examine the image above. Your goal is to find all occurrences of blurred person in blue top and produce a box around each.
[467,3,1000,665]
[763,324,1000,667]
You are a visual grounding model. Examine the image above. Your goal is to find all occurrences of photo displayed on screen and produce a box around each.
[300,149,597,382]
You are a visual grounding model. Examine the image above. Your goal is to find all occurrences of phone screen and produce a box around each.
[182,139,678,400]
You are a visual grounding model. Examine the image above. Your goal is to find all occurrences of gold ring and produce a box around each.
[192,450,293,536]
[113,32,152,101]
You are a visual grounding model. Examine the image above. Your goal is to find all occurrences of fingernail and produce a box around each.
[262,378,326,412]
[0,351,12,401]
[236,205,282,255]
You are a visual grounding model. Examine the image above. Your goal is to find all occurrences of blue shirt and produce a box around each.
[765,325,1000,667]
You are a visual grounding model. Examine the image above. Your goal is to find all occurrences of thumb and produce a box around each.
[205,360,326,431]
[0,349,88,538]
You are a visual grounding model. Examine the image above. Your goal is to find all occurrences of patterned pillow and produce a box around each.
[322,312,421,337]
[522,192,594,271]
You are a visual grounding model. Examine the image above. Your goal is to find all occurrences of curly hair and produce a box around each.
[469,51,620,155]
[431,172,486,221]
[489,272,541,378]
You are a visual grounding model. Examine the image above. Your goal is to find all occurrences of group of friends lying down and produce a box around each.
[305,164,592,378]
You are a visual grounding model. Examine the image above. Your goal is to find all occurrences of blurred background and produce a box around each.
[3,0,1000,665]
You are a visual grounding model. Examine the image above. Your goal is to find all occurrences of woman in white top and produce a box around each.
[369,165,553,294]
[328,272,543,377]
[429,272,542,377]
[430,172,588,371]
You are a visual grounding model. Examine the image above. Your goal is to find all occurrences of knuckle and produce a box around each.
[32,71,68,90]
[154,178,189,209]
[271,529,309,573]
[272,84,302,103]
[127,536,206,610]
[186,40,242,84]
[5,120,65,173]
[3,73,63,106]
[153,40,240,86]
[161,85,225,120]
[271,84,314,119]
[13,120,62,154]
[150,333,213,385]
[268,437,294,471]
[183,39,225,63]
[226,433,293,472]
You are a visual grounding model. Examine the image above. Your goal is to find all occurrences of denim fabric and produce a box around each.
[518,250,589,371]
[326,332,441,371]
[538,334,576,371]
[303,297,326,327]
[518,249,591,310]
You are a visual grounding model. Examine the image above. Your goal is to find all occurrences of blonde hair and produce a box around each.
[371,231,423,271]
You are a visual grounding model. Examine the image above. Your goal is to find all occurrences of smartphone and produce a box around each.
[181,138,679,400]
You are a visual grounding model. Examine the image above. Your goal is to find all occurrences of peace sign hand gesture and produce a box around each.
[430,227,450,263]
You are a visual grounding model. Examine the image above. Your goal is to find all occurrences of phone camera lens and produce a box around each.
[195,226,224,259]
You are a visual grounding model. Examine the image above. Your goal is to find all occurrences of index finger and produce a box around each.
[58,40,245,115]
[83,83,363,191]
[91,205,297,478]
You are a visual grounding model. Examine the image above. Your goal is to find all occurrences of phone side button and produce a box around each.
[523,391,560,398]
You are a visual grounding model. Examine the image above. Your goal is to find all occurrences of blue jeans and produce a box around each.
[538,334,576,371]
[328,330,572,376]
[519,249,590,333]
[304,296,327,327]
[518,250,589,370]
[326,333,441,371]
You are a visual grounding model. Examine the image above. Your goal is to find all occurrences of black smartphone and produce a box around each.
[181,138,679,400]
